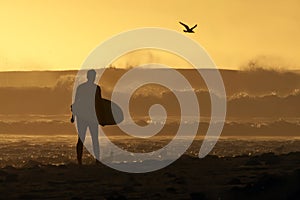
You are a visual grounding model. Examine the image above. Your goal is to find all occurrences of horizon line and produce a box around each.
[0,67,299,73]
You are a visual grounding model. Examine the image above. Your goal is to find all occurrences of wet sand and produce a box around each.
[1,153,300,199]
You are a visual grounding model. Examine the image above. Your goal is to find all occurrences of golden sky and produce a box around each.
[0,0,300,71]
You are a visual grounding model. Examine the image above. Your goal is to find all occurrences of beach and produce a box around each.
[1,134,300,200]
[1,0,300,199]
[1,152,300,199]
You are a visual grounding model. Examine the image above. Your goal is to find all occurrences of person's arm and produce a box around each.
[70,86,81,123]
[74,86,81,103]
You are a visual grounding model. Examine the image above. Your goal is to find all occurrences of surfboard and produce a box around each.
[71,98,124,126]
[95,98,124,126]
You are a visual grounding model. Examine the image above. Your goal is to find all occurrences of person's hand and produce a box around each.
[70,105,74,123]
[70,115,74,123]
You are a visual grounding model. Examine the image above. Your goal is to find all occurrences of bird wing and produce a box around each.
[191,24,197,30]
[179,22,190,30]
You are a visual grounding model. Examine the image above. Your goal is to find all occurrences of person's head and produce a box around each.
[87,69,96,82]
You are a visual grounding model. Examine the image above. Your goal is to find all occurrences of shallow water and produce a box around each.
[1,134,300,168]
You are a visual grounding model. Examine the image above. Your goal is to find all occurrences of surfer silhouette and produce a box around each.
[72,69,101,165]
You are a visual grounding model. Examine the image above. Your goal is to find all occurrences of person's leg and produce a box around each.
[76,118,88,165]
[89,122,100,162]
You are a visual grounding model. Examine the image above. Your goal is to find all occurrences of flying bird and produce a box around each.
[179,22,197,33]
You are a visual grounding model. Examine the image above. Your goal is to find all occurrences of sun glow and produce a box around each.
[0,0,300,71]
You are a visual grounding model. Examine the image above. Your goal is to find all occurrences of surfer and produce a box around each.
[71,69,101,165]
